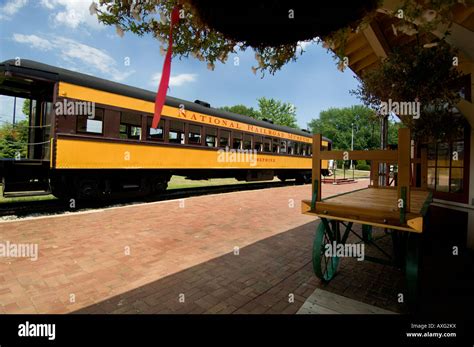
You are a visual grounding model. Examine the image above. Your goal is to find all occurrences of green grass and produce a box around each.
[329,169,370,179]
[167,176,278,189]
[0,185,56,204]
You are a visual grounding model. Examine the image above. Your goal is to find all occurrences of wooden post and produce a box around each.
[371,160,379,187]
[312,134,322,202]
[397,128,411,212]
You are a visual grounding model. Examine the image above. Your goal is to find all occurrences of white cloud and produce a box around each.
[12,33,54,51]
[0,0,28,20]
[297,41,313,51]
[151,73,197,87]
[40,0,103,29]
[12,33,134,82]
[40,0,55,9]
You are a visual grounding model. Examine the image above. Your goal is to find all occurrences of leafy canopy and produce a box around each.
[0,120,29,159]
[22,99,31,116]
[93,1,462,75]
[352,41,464,141]
[94,0,307,76]
[220,97,298,128]
[308,105,401,150]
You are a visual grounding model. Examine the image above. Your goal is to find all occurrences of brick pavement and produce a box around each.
[0,179,406,314]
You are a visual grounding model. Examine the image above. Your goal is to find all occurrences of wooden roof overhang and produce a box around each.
[337,2,474,127]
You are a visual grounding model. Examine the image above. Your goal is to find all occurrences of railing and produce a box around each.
[312,128,414,214]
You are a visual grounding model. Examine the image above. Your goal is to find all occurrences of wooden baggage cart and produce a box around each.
[302,128,432,307]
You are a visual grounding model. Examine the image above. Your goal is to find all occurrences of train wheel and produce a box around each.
[295,174,306,185]
[77,178,99,199]
[313,219,340,282]
[50,177,72,200]
[151,176,169,194]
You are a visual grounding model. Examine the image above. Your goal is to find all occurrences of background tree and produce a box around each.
[257,97,298,128]
[352,41,464,141]
[220,97,298,128]
[22,99,31,117]
[0,98,30,159]
[0,121,28,159]
[308,105,401,150]
[219,104,260,119]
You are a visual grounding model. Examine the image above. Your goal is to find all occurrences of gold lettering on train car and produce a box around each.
[57,82,313,144]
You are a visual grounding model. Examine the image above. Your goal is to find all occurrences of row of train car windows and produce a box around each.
[76,109,312,156]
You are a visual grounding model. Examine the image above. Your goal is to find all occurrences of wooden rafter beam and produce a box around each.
[344,35,370,56]
[362,21,391,58]
[352,53,380,74]
[348,44,374,66]
[360,61,380,74]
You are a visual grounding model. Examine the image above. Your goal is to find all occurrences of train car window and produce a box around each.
[169,120,185,144]
[254,136,263,152]
[205,128,217,147]
[220,130,230,147]
[188,124,202,145]
[147,117,165,140]
[263,137,271,152]
[243,134,252,150]
[280,140,287,153]
[303,143,308,155]
[300,142,306,155]
[307,144,312,156]
[120,112,142,140]
[295,142,301,155]
[287,141,294,155]
[272,139,279,153]
[233,132,243,150]
[76,108,104,134]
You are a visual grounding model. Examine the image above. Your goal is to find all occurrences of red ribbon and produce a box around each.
[152,6,180,129]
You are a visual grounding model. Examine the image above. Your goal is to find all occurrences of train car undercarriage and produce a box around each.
[0,160,311,200]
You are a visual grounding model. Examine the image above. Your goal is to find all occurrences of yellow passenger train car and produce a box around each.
[0,59,331,199]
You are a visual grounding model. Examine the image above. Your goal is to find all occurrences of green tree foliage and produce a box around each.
[0,120,28,159]
[220,97,298,128]
[219,104,260,119]
[22,99,31,116]
[0,99,31,159]
[257,97,298,128]
[94,1,461,75]
[352,42,464,141]
[308,105,401,150]
[356,160,371,171]
[94,1,315,75]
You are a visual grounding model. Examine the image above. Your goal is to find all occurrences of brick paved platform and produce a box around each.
[0,179,406,314]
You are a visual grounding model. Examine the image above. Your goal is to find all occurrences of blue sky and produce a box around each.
[0,0,362,128]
